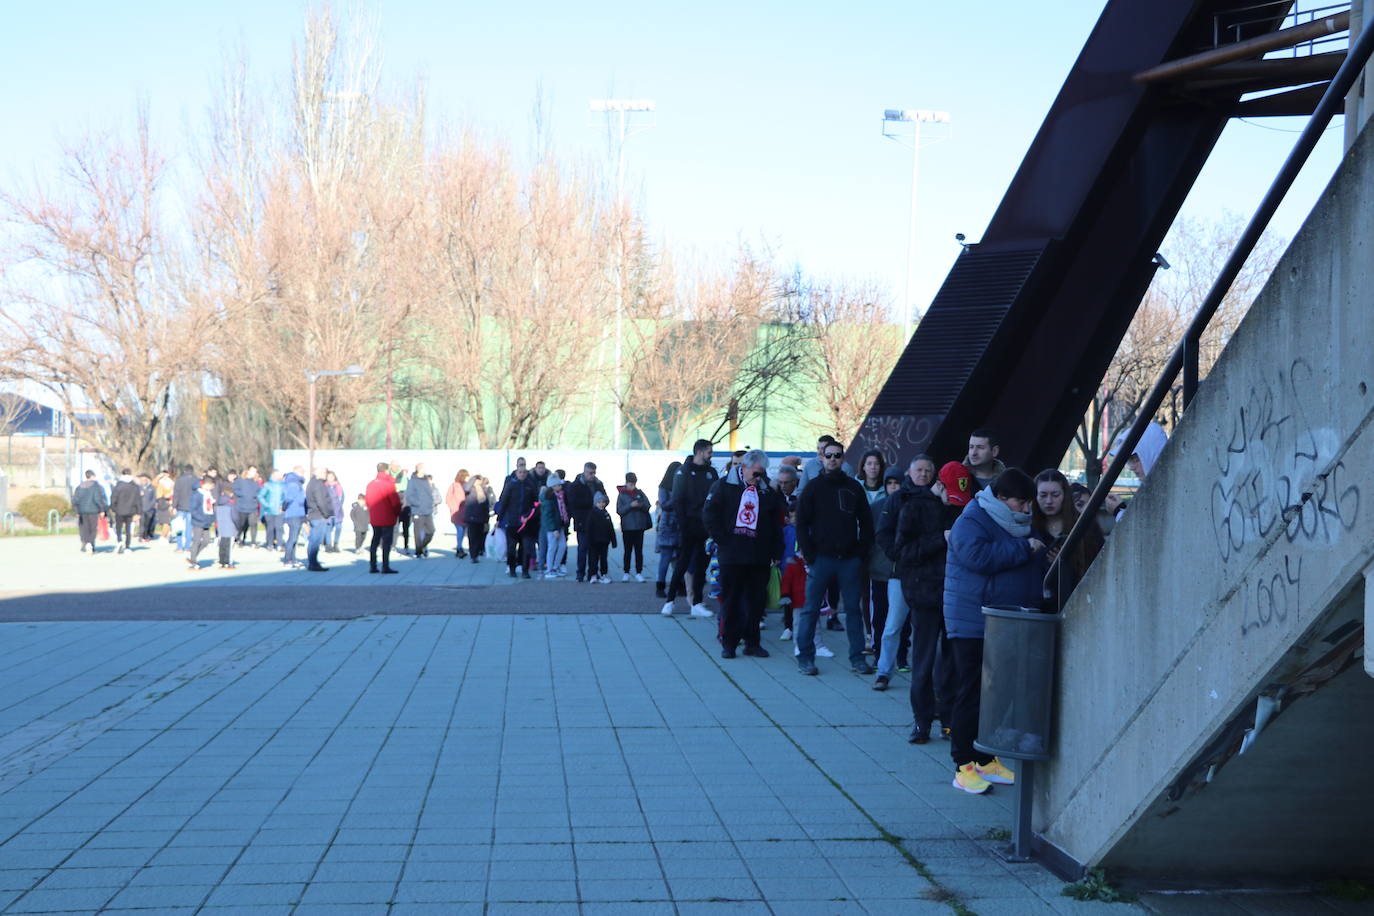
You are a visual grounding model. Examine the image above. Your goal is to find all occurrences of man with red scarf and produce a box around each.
[703,448,784,659]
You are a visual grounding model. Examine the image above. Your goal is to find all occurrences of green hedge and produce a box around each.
[17,494,70,528]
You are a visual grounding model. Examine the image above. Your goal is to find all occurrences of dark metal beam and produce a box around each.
[1135,11,1349,84]
[1234,81,1330,116]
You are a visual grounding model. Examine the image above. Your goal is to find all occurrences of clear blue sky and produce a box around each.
[0,0,1349,316]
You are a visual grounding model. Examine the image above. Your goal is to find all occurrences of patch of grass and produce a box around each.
[983,826,1011,842]
[1062,868,1137,903]
[1319,879,1373,901]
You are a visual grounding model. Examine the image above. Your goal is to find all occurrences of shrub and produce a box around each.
[17,493,71,528]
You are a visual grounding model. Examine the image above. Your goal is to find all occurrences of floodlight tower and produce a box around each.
[882,108,952,339]
[590,99,656,450]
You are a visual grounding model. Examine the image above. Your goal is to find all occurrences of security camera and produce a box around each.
[1153,252,1171,270]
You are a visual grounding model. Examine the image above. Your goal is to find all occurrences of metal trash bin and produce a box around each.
[974,604,1062,763]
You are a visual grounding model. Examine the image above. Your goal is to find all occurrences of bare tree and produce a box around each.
[0,113,211,470]
[792,276,903,445]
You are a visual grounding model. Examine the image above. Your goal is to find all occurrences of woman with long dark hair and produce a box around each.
[1032,469,1104,608]
[857,449,887,652]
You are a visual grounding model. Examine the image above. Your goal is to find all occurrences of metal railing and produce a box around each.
[1046,19,1374,607]
[1215,2,1352,56]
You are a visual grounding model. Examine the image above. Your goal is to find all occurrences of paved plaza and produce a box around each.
[0,536,1357,914]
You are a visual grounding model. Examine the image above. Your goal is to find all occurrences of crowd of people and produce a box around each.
[72,421,1162,796]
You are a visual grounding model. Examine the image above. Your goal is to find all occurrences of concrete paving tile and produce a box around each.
[577,877,672,901]
[767,903,873,916]
[405,844,490,863]
[298,880,396,904]
[202,882,306,906]
[126,862,227,885]
[105,882,209,909]
[666,876,763,900]
[580,903,676,916]
[488,858,576,881]
[574,857,665,880]
[392,880,487,902]
[291,906,389,916]
[235,843,326,864]
[485,878,580,902]
[484,904,580,916]
[387,905,483,916]
[675,904,771,915]
[0,870,48,892]
[31,866,139,889]
[220,861,316,884]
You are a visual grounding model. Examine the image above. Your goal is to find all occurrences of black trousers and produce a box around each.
[506,526,536,572]
[354,528,367,550]
[114,514,135,549]
[140,511,156,540]
[218,537,233,566]
[667,530,707,604]
[622,530,645,573]
[719,563,769,649]
[909,607,958,729]
[948,636,994,768]
[235,511,258,545]
[78,513,100,547]
[369,524,395,570]
[263,514,283,549]
[412,514,434,556]
[868,576,890,647]
[399,506,412,548]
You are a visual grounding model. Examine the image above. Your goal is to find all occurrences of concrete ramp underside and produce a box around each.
[1037,121,1374,885]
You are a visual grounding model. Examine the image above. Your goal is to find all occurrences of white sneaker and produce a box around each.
[622,572,630,582]
[689,603,714,618]
[758,620,767,630]
[634,573,645,583]
[816,641,835,658]
[780,628,792,641]
[660,601,675,616]
[544,572,557,580]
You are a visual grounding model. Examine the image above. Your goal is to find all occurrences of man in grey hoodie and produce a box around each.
[72,469,108,554]
[405,463,436,558]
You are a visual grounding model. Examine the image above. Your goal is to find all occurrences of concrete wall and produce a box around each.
[1037,121,1374,878]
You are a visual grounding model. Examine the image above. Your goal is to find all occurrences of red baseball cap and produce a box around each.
[938,462,974,506]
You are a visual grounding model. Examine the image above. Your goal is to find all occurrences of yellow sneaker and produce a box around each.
[976,757,1016,786]
[953,763,991,794]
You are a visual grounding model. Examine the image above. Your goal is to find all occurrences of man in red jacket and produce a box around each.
[365,462,402,574]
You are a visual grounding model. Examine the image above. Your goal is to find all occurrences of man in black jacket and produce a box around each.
[892,456,961,742]
[138,474,157,541]
[110,469,142,554]
[172,463,197,551]
[794,439,874,675]
[661,439,718,618]
[566,462,606,583]
[704,449,783,658]
[304,468,332,572]
[233,468,261,548]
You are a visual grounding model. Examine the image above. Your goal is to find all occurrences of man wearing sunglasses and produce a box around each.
[794,440,875,676]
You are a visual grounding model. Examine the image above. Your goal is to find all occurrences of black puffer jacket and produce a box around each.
[892,484,950,612]
[671,460,718,539]
[795,468,872,561]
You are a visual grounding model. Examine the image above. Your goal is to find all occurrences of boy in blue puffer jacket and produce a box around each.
[942,467,1046,796]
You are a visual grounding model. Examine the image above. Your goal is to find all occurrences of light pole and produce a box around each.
[882,108,951,339]
[305,365,365,474]
[590,98,656,450]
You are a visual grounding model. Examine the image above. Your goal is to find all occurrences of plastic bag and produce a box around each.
[765,566,781,610]
[98,514,110,541]
[487,526,506,559]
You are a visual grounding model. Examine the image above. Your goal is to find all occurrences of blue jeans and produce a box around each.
[176,510,192,550]
[326,518,341,549]
[795,555,865,668]
[656,548,676,584]
[283,517,304,565]
[454,523,466,554]
[877,578,910,677]
[307,519,327,567]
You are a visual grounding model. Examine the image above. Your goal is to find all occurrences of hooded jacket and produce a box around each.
[795,468,872,561]
[72,479,109,515]
[702,467,784,566]
[232,477,261,514]
[405,475,435,515]
[582,506,618,547]
[110,476,142,516]
[366,472,402,526]
[497,474,539,530]
[893,482,950,612]
[616,486,653,532]
[541,486,569,533]
[350,500,370,532]
[172,472,198,512]
[258,478,285,516]
[670,459,718,539]
[942,494,1044,639]
[189,486,217,529]
[1112,421,1169,476]
[281,472,307,519]
[962,457,1008,494]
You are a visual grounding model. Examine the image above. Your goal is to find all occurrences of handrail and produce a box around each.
[1046,19,1374,606]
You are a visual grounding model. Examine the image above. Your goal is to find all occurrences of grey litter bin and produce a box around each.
[974,604,1062,763]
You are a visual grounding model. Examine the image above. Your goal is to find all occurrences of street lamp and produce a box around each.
[305,365,364,474]
[882,108,951,339]
[590,98,657,450]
